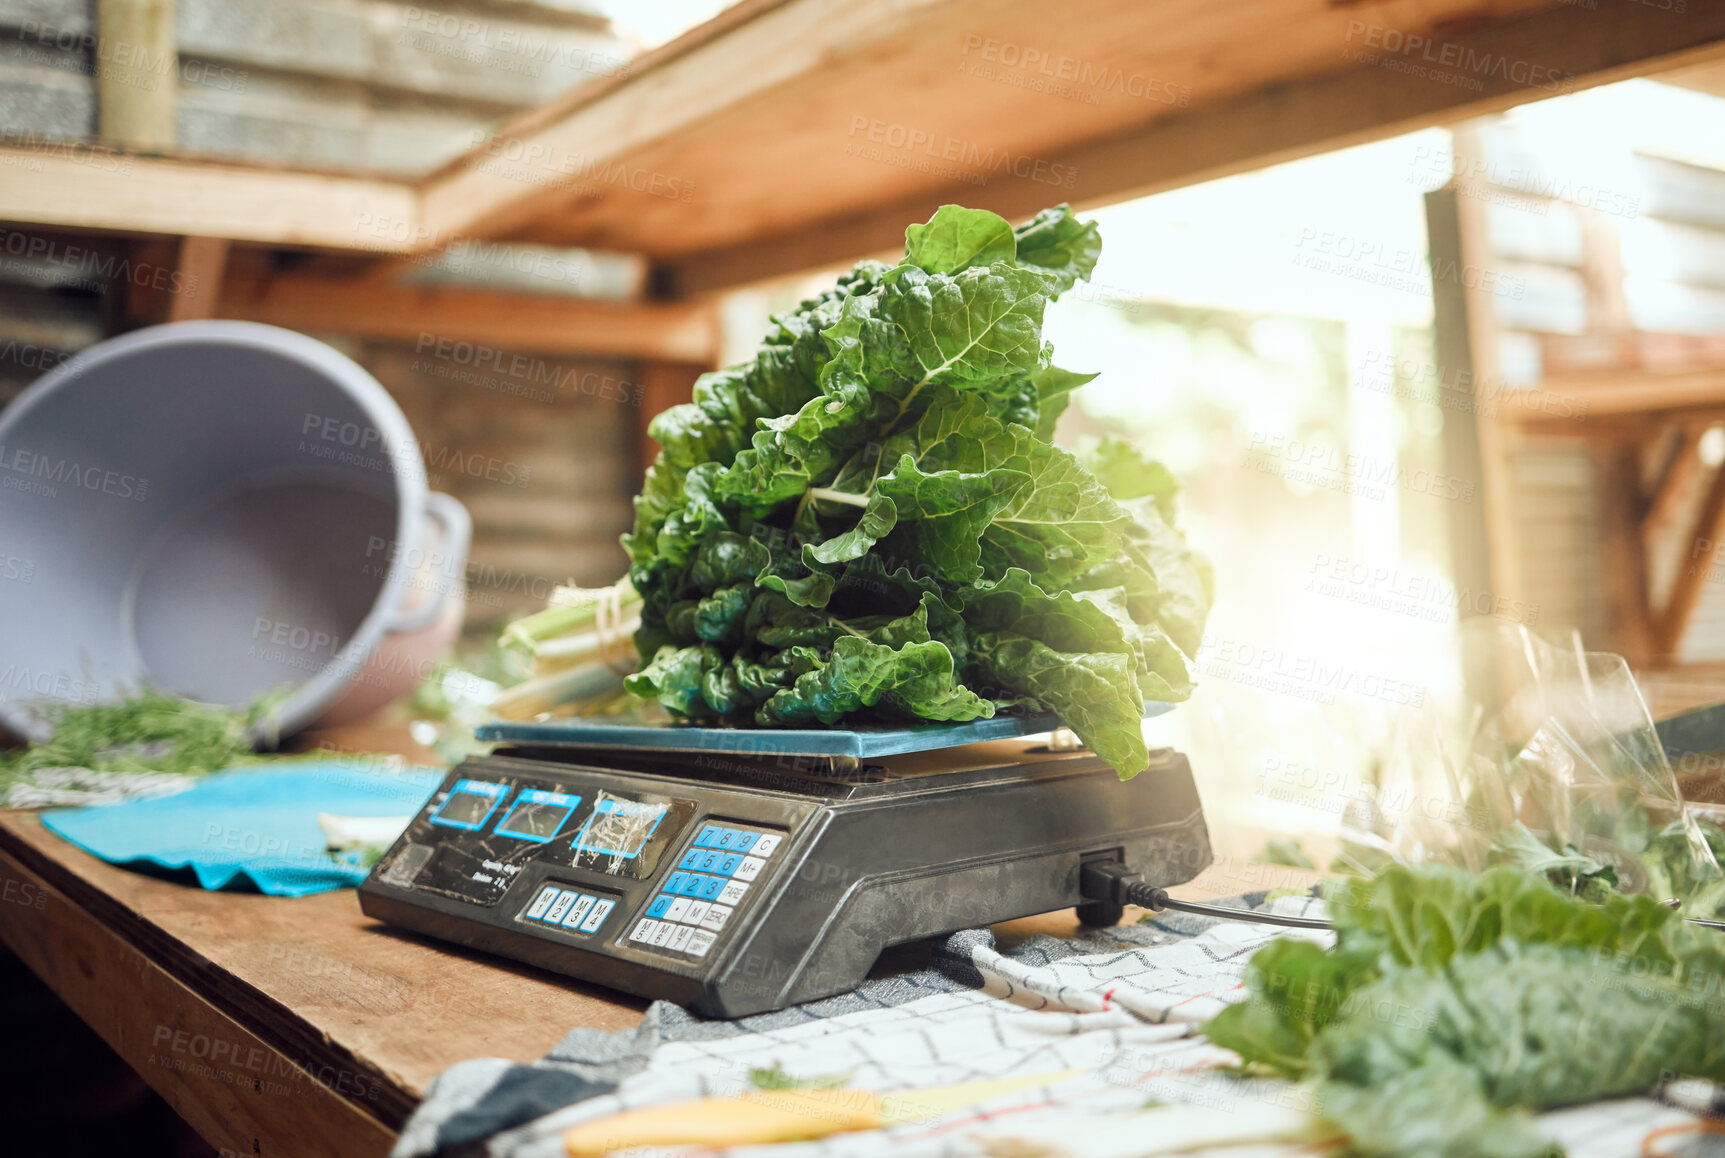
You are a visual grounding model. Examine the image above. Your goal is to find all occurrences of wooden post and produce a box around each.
[1595,439,1655,666]
[166,236,229,322]
[119,236,180,328]
[96,0,176,151]
[1426,173,1520,615]
[1577,207,1631,335]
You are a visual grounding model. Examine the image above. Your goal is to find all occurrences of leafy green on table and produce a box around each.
[1642,815,1725,917]
[0,688,421,806]
[1488,821,1621,903]
[0,688,260,789]
[1203,864,1725,1158]
[622,204,1209,777]
[747,1063,852,1091]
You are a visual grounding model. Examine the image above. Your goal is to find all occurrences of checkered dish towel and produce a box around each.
[394,894,1696,1158]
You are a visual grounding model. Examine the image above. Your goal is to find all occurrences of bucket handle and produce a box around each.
[390,492,472,634]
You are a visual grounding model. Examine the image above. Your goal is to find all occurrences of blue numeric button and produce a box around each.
[698,850,722,872]
[665,872,689,894]
[699,875,726,900]
[678,849,704,871]
[647,894,672,919]
[716,853,743,876]
[694,825,723,847]
[680,873,710,897]
[714,828,740,850]
[733,832,760,853]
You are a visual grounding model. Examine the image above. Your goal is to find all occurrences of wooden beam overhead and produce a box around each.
[0,148,420,253]
[1542,331,1725,377]
[1511,368,1725,420]
[660,0,1725,294]
[218,274,718,362]
[1,0,1724,286]
[418,0,915,242]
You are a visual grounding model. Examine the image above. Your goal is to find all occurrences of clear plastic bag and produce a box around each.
[1335,618,1725,918]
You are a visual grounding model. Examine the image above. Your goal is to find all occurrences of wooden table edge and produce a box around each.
[0,818,406,1155]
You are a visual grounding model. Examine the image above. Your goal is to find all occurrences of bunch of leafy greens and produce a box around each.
[1204,864,1725,1158]
[622,205,1209,777]
[1486,821,1622,904]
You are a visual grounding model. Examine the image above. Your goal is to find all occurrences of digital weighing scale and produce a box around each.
[358,711,1211,1017]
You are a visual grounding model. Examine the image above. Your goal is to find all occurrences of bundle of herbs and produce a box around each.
[0,689,271,806]
[0,689,257,782]
[622,204,1209,777]
[1204,863,1725,1158]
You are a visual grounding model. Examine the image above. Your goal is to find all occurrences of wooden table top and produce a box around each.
[0,717,1325,1154]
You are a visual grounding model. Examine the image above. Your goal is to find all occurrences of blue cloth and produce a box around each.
[41,761,442,897]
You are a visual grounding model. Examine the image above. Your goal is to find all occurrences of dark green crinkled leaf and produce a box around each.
[968,630,1149,777]
[960,567,1132,658]
[757,635,993,727]
[804,494,897,567]
[1202,864,1725,1158]
[691,583,752,644]
[873,262,1053,395]
[874,457,1029,583]
[1314,945,1725,1158]
[711,380,876,514]
[977,434,1130,588]
[623,644,715,717]
[1202,938,1379,1080]
[691,532,771,590]
[745,590,846,650]
[757,569,837,610]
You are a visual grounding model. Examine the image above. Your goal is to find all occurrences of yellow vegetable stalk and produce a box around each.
[563,1070,1084,1155]
[564,1088,883,1154]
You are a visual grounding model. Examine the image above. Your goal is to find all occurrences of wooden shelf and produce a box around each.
[4,0,1725,294]
[0,146,421,254]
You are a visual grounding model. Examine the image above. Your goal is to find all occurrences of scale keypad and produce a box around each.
[518,885,616,935]
[627,824,784,958]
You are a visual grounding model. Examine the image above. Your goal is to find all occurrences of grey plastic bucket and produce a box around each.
[0,320,471,742]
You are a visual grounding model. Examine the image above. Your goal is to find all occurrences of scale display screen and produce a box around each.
[428,779,510,831]
[570,793,677,878]
[575,795,667,858]
[388,776,699,901]
[495,789,582,842]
